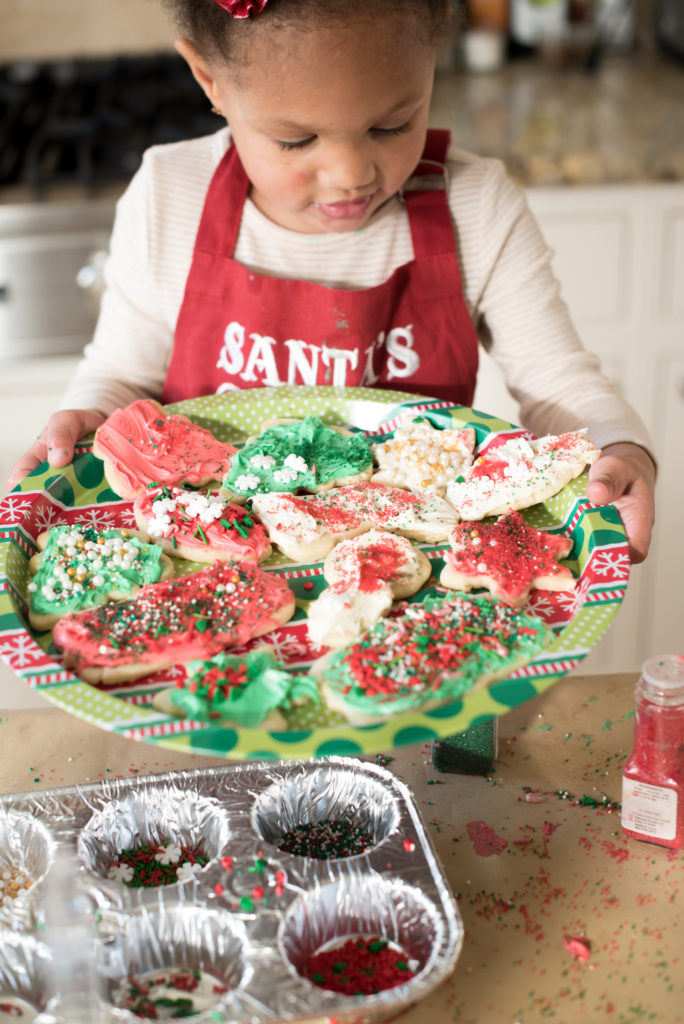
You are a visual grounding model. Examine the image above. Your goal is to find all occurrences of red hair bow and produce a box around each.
[214,0,269,17]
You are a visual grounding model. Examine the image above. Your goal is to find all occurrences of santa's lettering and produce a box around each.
[214,320,421,389]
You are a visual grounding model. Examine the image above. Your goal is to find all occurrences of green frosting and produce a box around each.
[172,648,320,727]
[29,525,166,619]
[324,593,551,717]
[222,416,373,496]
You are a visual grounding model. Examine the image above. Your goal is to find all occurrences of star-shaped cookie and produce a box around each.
[440,510,575,607]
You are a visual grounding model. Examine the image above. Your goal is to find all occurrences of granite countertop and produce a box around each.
[430,52,684,187]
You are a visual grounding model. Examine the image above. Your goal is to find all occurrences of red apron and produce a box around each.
[161,129,479,404]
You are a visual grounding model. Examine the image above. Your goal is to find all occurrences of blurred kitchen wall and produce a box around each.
[0,0,175,62]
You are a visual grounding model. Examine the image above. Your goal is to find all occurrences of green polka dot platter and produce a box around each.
[0,386,630,760]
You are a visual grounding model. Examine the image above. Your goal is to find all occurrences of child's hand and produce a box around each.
[6,409,107,491]
[585,442,656,564]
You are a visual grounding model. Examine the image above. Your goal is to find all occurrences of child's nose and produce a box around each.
[317,144,376,192]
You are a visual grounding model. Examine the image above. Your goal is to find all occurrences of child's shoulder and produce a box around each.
[138,126,230,182]
[444,145,526,220]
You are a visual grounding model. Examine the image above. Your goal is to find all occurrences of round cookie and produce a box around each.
[134,485,271,564]
[52,560,296,685]
[221,415,373,500]
[92,398,237,500]
[307,530,432,648]
[27,524,174,631]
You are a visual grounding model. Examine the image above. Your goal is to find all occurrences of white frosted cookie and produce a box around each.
[307,530,431,648]
[372,416,476,496]
[27,525,174,631]
[251,481,459,563]
[446,431,601,520]
[133,485,272,564]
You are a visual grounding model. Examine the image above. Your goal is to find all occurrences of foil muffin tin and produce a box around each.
[0,757,463,1023]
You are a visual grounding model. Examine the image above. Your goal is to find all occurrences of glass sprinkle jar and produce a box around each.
[621,654,684,851]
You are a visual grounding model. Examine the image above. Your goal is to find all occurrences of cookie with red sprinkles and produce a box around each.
[52,560,295,685]
[314,592,552,725]
[303,936,417,995]
[440,510,575,607]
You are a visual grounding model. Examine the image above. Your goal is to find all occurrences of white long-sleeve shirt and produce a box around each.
[62,126,651,452]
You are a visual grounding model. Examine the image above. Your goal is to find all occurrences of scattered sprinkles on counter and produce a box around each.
[303,936,417,995]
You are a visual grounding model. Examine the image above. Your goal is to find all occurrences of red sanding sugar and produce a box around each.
[304,936,416,995]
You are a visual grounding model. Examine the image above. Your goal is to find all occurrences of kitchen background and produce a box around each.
[0,0,682,707]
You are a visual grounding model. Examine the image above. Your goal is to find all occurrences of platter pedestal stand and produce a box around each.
[431,719,499,775]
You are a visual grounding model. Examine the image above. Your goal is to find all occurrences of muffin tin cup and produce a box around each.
[0,931,55,1022]
[0,812,56,932]
[0,758,463,1023]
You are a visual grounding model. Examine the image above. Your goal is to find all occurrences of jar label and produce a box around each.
[621,777,677,841]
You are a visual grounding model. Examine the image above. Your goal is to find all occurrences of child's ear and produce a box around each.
[175,38,223,110]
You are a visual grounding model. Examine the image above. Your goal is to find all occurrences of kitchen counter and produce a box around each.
[430,52,684,186]
[1,670,681,1022]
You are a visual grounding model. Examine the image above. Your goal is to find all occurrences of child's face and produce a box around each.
[187,16,437,234]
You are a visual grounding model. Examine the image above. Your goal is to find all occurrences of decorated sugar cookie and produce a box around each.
[314,593,551,725]
[93,399,237,500]
[27,524,173,631]
[52,561,295,685]
[372,416,476,496]
[251,480,458,563]
[133,485,271,564]
[307,530,431,648]
[440,511,575,607]
[446,430,600,520]
[153,646,319,729]
[221,415,373,499]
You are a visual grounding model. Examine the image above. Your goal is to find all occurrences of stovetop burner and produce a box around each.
[0,53,217,199]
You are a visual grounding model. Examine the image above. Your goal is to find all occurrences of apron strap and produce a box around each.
[403,128,455,260]
[193,141,250,257]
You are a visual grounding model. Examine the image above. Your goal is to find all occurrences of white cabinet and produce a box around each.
[473,183,684,672]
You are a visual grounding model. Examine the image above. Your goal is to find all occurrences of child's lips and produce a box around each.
[313,194,374,220]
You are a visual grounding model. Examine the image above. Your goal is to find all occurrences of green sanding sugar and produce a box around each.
[431,719,498,775]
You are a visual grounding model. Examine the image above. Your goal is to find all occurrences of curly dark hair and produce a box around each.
[162,0,454,64]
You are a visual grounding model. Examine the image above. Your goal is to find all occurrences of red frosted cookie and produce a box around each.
[93,399,237,500]
[440,510,575,607]
[52,560,295,685]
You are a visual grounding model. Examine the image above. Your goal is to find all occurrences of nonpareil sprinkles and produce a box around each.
[118,968,228,1019]
[106,841,209,887]
[277,818,374,859]
[304,936,416,995]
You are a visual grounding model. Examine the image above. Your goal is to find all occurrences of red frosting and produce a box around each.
[445,510,573,605]
[94,400,236,498]
[53,561,294,673]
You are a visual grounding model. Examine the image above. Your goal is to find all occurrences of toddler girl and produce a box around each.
[8,0,655,561]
